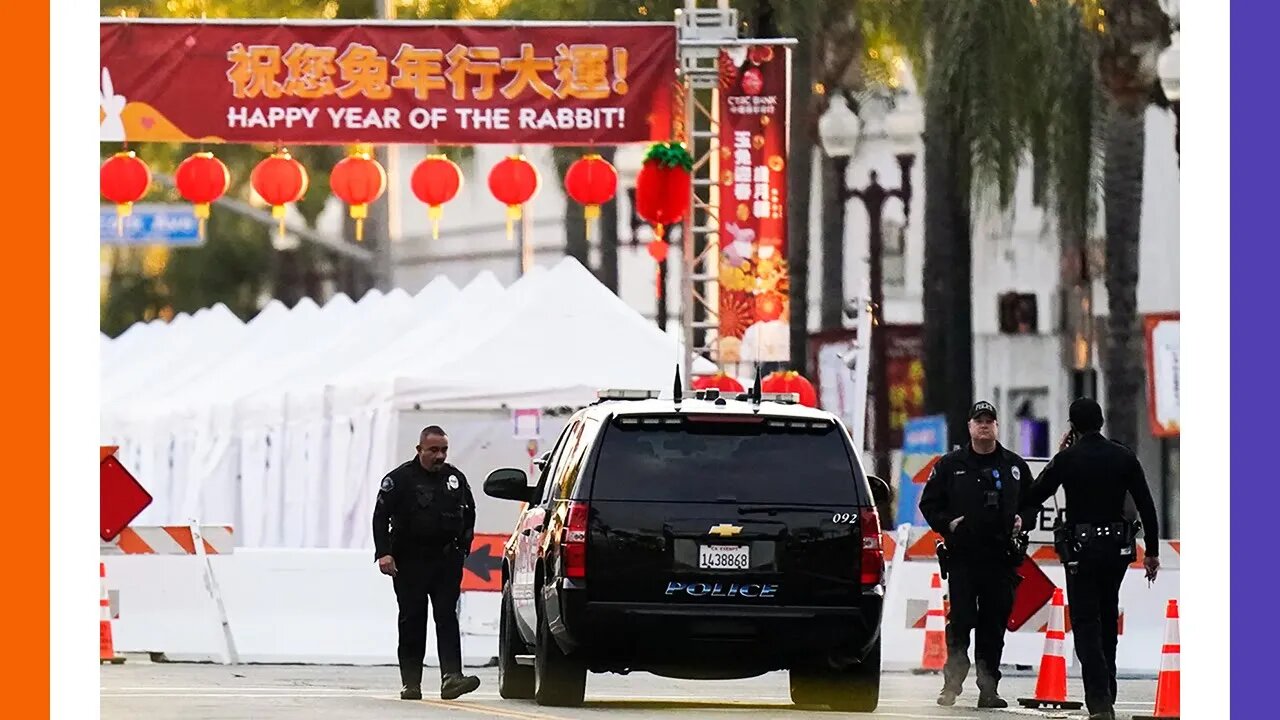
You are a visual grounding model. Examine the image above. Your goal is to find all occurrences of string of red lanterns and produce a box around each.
[100,141,693,253]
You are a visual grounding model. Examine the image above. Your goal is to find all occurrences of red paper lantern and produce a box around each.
[411,154,463,240]
[488,154,540,245]
[100,150,151,236]
[693,372,745,394]
[634,142,692,240]
[174,151,229,239]
[564,154,617,240]
[761,370,818,408]
[330,148,387,242]
[251,149,309,238]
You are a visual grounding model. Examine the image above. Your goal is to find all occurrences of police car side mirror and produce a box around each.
[867,474,894,507]
[485,467,533,503]
[533,451,552,472]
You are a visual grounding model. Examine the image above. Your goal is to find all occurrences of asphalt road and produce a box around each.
[101,660,1158,719]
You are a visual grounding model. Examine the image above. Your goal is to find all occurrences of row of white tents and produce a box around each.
[101,258,715,549]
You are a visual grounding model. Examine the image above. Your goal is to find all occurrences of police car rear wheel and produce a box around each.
[498,584,535,699]
[788,639,881,712]
[533,601,586,707]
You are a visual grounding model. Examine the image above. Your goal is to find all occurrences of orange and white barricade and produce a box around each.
[101,521,239,665]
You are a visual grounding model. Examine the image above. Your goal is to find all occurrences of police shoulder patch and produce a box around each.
[447,475,460,491]
[1012,466,1021,481]
[380,475,395,492]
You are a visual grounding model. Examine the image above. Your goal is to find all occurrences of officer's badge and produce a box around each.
[380,476,394,492]
[1012,466,1021,481]
[447,475,460,491]
[992,469,1000,479]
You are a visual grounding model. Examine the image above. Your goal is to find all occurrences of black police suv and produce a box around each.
[483,387,889,710]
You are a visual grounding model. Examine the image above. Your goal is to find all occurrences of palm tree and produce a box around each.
[1096,0,1172,448]
[869,0,1102,441]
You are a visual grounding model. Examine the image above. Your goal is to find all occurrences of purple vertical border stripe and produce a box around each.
[1233,3,1271,715]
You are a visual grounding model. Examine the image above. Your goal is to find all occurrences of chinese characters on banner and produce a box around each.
[99,21,676,145]
[716,45,789,364]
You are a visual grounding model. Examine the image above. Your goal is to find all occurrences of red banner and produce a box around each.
[99,20,676,146]
[716,45,790,365]
[884,324,925,450]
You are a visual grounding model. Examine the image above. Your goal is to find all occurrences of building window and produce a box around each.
[998,292,1038,334]
[881,217,906,288]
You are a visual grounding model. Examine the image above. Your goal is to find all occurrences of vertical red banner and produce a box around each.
[884,324,925,450]
[716,45,789,365]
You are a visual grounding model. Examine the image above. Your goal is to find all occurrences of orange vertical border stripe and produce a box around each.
[4,0,49,712]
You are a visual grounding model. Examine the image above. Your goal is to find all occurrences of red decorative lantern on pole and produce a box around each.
[410,154,463,241]
[488,154,540,244]
[174,151,229,240]
[330,146,387,242]
[634,141,692,241]
[563,154,617,241]
[100,150,151,236]
[761,370,818,408]
[692,372,745,394]
[250,149,309,239]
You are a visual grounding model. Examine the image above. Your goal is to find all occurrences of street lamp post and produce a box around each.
[819,91,922,478]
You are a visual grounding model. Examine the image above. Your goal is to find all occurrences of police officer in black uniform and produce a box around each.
[373,425,482,701]
[1020,398,1160,720]
[919,401,1036,709]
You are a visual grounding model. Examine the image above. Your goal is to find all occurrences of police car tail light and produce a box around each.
[563,501,590,579]
[859,507,885,586]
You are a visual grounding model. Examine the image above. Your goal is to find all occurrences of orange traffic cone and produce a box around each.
[100,562,125,665]
[1018,588,1082,710]
[916,572,947,673]
[1134,599,1180,719]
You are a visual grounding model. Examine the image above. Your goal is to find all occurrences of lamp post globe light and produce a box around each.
[818,93,862,160]
[884,90,926,156]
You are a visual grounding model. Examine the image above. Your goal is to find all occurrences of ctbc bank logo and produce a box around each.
[665,581,778,599]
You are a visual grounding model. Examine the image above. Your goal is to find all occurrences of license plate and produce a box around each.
[698,544,750,570]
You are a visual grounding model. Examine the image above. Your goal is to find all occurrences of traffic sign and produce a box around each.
[100,203,202,246]
[101,447,153,542]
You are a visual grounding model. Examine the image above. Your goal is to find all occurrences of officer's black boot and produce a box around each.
[976,692,1008,709]
[399,685,422,700]
[936,689,958,707]
[441,672,481,700]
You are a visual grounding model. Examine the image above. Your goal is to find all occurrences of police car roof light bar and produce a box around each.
[596,388,662,401]
[759,392,800,404]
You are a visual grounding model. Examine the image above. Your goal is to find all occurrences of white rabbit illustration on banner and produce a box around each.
[101,67,126,142]
[722,221,756,267]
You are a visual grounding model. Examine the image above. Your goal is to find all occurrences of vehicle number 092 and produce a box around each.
[831,512,858,524]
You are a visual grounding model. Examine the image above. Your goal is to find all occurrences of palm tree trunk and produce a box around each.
[922,106,974,444]
[554,148,590,268]
[598,146,619,293]
[1103,105,1146,449]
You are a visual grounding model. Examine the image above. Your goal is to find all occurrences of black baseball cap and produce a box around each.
[970,401,997,420]
[1069,397,1104,431]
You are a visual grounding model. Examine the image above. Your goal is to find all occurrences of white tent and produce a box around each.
[393,258,716,409]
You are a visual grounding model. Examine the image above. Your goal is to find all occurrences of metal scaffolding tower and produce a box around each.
[675,1,795,383]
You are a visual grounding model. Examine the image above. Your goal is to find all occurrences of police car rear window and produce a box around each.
[588,416,864,505]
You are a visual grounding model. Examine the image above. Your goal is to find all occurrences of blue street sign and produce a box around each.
[101,203,202,246]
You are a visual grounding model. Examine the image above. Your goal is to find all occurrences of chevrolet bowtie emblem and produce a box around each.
[709,523,743,537]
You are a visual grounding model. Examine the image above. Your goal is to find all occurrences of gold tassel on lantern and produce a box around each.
[506,204,522,245]
[194,202,211,240]
[273,204,287,240]
[429,205,443,241]
[115,202,133,237]
[583,203,600,242]
[351,204,367,242]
